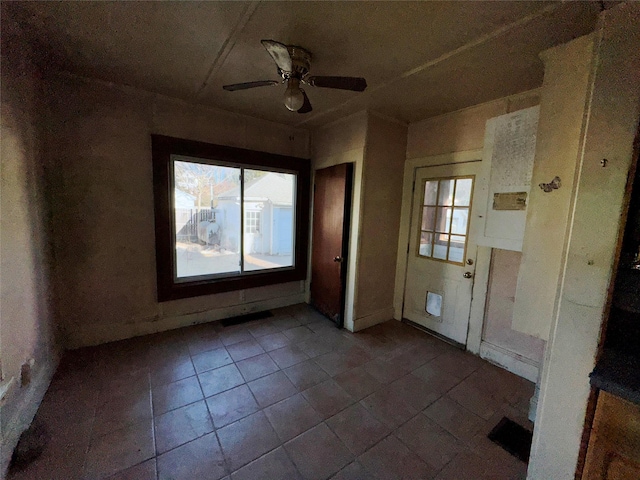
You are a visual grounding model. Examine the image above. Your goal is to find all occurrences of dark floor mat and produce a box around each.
[220,310,273,327]
[487,417,533,463]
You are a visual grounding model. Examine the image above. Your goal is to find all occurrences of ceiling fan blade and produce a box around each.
[297,90,312,114]
[222,80,280,91]
[261,40,293,72]
[306,76,367,92]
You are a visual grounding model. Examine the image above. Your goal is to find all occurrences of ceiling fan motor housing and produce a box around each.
[284,45,312,79]
[222,40,366,114]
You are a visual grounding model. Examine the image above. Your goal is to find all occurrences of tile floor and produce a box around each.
[9,304,534,480]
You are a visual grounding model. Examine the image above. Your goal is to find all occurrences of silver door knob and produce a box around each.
[463,271,473,279]
[333,256,343,263]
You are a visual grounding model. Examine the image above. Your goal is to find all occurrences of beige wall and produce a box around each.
[47,74,310,349]
[512,34,596,340]
[312,111,368,163]
[483,249,545,364]
[355,114,407,328]
[311,112,407,331]
[529,4,640,478]
[0,13,61,475]
[407,90,540,159]
[311,112,367,331]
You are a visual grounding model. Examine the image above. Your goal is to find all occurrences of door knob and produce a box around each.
[333,256,343,263]
[463,271,473,279]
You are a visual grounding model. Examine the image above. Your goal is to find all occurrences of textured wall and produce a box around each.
[529,4,640,478]
[355,115,407,327]
[407,90,540,159]
[512,34,595,340]
[0,9,60,475]
[47,74,310,348]
[483,249,545,363]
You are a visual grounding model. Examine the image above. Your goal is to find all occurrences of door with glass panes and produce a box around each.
[403,162,480,345]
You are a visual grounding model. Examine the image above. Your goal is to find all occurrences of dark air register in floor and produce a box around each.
[488,416,533,463]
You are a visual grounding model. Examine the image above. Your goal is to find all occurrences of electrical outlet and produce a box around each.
[21,359,35,388]
[21,364,31,387]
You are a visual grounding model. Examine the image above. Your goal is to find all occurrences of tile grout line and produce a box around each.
[24,309,530,480]
[188,330,232,479]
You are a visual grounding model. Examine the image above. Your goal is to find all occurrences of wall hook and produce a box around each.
[539,176,561,193]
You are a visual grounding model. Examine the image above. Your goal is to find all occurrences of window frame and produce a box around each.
[152,135,310,302]
[416,175,474,265]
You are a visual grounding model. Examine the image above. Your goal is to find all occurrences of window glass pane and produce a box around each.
[421,207,436,231]
[243,169,296,272]
[424,181,438,205]
[449,235,466,263]
[438,179,454,206]
[435,207,452,233]
[433,233,449,260]
[451,208,469,235]
[174,160,241,278]
[419,232,433,257]
[454,178,473,206]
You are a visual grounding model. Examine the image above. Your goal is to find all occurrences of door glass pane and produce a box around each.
[433,233,449,260]
[419,232,433,256]
[449,235,466,263]
[454,178,473,206]
[421,207,436,231]
[416,176,473,264]
[451,208,469,235]
[435,207,452,233]
[243,169,296,272]
[438,179,454,206]
[424,181,438,205]
[174,159,241,278]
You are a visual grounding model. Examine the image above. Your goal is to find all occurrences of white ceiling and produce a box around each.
[11,1,603,127]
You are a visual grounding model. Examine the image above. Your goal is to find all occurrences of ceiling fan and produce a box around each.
[223,40,367,114]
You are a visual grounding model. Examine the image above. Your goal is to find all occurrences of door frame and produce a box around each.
[337,164,354,329]
[393,149,489,353]
[309,162,354,329]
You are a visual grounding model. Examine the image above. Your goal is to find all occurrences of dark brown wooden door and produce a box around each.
[310,163,353,326]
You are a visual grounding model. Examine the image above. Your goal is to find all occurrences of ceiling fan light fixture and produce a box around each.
[223,39,367,115]
[284,78,305,112]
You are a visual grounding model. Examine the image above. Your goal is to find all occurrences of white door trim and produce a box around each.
[393,150,488,352]
[466,246,492,354]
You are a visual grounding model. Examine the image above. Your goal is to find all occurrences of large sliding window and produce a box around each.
[153,135,310,301]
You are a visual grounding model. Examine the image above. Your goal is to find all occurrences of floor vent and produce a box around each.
[487,417,533,463]
[220,310,273,327]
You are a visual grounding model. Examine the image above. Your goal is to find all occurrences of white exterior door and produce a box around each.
[402,162,480,345]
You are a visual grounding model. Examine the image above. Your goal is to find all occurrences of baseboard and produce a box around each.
[479,341,539,382]
[66,292,307,349]
[352,307,395,332]
[1,354,60,478]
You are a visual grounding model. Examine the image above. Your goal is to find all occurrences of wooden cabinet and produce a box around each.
[583,391,640,479]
